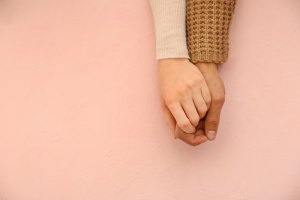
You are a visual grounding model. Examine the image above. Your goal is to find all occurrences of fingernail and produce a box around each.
[207,130,216,140]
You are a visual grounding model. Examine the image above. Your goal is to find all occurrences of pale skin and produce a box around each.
[159,58,225,146]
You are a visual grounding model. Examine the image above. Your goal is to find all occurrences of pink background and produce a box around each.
[0,0,300,199]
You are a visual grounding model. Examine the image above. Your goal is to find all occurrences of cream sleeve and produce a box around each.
[149,0,190,60]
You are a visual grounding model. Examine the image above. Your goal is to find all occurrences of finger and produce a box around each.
[167,102,196,134]
[201,83,212,109]
[181,95,200,127]
[194,127,208,142]
[160,97,176,134]
[194,119,208,142]
[175,124,208,146]
[196,117,205,130]
[192,86,208,119]
[204,98,224,140]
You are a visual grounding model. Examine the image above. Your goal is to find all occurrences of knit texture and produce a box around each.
[150,0,190,59]
[186,0,236,64]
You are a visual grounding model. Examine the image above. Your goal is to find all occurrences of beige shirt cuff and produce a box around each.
[149,0,190,60]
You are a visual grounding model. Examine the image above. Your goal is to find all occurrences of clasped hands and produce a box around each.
[159,58,225,146]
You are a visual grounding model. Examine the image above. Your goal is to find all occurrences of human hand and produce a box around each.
[159,58,211,144]
[173,117,208,146]
[194,62,226,141]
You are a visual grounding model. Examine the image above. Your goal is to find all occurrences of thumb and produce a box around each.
[204,101,223,141]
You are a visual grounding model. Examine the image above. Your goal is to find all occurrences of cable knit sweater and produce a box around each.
[149,0,236,63]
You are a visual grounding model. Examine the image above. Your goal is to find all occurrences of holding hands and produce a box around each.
[159,59,225,146]
[150,0,235,146]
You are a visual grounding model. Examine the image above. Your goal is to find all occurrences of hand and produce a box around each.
[159,58,211,143]
[174,117,208,146]
[195,62,226,141]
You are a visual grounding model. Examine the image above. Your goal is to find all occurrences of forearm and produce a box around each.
[149,0,190,60]
[186,0,236,64]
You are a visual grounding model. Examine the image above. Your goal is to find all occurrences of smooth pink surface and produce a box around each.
[0,0,300,199]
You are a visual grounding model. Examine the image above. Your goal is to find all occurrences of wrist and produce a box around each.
[158,58,189,65]
[195,62,218,73]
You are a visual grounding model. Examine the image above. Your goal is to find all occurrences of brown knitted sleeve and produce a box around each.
[186,0,236,64]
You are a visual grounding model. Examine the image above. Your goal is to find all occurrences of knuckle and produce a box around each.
[164,95,177,106]
[199,111,207,119]
[178,120,191,130]
[198,104,208,115]
[214,95,225,104]
[178,86,189,96]
[206,97,212,106]
[190,116,200,126]
[165,98,176,106]
[207,119,219,128]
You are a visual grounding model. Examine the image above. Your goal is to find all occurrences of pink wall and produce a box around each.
[0,0,300,199]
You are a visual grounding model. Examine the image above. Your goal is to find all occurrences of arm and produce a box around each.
[150,0,211,146]
[186,0,236,64]
[149,0,190,59]
[185,0,236,141]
